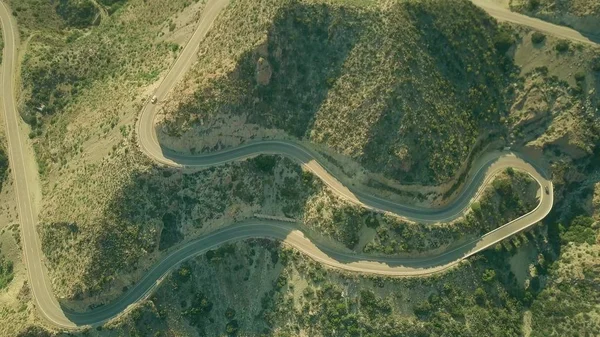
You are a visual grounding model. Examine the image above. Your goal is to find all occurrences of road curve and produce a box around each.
[0,0,572,329]
[0,0,73,329]
[472,0,598,45]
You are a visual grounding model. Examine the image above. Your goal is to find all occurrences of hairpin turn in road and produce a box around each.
[3,0,589,328]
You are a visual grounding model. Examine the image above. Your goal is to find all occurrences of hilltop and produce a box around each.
[159,0,517,186]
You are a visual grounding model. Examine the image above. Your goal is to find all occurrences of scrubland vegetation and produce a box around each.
[39,151,537,301]
[0,247,14,290]
[9,0,208,300]
[27,229,563,337]
[364,169,538,254]
[39,153,315,299]
[22,165,600,336]
[163,0,517,185]
[0,148,7,192]
[18,0,189,150]
[3,0,600,335]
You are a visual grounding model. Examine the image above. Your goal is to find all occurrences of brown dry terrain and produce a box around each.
[7,0,541,306]
[1,0,600,335]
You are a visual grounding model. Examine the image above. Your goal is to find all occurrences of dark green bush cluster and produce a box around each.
[555,40,570,52]
[527,0,540,11]
[56,0,99,28]
[0,148,8,192]
[531,31,546,44]
[0,252,13,290]
[559,216,596,245]
[359,290,392,318]
[158,212,183,250]
[592,56,600,72]
[494,30,515,53]
[184,291,214,324]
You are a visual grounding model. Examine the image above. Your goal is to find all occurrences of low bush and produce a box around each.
[527,0,540,11]
[531,31,546,44]
[560,216,596,245]
[0,251,14,290]
[494,30,515,53]
[56,0,99,28]
[555,40,570,53]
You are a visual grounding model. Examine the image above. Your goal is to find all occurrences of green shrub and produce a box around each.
[413,300,433,318]
[0,258,13,290]
[592,57,600,72]
[574,72,586,82]
[158,212,183,251]
[560,216,596,245]
[360,290,392,317]
[494,31,515,53]
[175,265,191,283]
[482,269,496,283]
[251,155,278,173]
[474,287,486,305]
[527,0,540,11]
[531,31,546,44]
[184,291,214,324]
[555,40,570,53]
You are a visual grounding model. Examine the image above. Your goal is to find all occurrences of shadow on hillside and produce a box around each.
[58,218,480,327]
[361,0,516,186]
[581,31,600,44]
[53,152,487,326]
[163,2,367,142]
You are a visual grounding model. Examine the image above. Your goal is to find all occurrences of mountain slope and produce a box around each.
[161,0,516,185]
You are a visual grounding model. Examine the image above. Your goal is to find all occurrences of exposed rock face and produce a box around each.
[510,86,550,129]
[256,57,272,86]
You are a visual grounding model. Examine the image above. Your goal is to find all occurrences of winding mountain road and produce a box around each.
[4,0,591,329]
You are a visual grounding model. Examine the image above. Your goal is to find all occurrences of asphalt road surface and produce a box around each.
[5,0,592,328]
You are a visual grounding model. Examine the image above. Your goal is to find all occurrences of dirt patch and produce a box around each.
[522,310,533,337]
[159,0,207,47]
[514,30,591,86]
[508,242,537,287]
